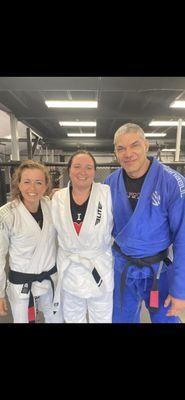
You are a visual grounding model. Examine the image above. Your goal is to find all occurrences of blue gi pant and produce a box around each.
[113,268,181,323]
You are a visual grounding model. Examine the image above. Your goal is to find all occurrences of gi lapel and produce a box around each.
[115,159,161,246]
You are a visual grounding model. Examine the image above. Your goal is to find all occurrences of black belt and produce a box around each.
[113,242,171,312]
[9,265,57,323]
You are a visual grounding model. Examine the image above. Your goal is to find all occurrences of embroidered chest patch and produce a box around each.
[152,191,161,206]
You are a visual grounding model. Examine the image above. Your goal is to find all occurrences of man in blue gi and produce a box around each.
[105,123,185,323]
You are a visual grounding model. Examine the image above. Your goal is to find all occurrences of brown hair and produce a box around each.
[11,160,51,201]
[67,150,97,174]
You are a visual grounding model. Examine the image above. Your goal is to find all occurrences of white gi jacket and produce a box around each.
[0,197,57,298]
[51,182,114,310]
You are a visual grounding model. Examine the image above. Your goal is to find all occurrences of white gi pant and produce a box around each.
[63,290,113,323]
[6,283,63,323]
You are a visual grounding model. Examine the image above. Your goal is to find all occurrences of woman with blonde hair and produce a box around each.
[0,160,63,323]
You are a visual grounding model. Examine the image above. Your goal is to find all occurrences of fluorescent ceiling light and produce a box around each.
[67,133,96,137]
[149,120,185,126]
[170,100,185,108]
[59,121,96,127]
[3,135,11,139]
[45,101,98,108]
[145,133,166,137]
[161,149,176,152]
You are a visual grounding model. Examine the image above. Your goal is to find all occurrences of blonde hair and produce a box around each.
[11,160,51,201]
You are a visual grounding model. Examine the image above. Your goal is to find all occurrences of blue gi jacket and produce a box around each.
[104,157,185,299]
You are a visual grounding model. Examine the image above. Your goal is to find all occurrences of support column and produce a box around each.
[51,149,54,163]
[26,127,32,159]
[175,119,182,162]
[10,113,20,161]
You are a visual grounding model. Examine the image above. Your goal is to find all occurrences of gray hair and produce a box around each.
[114,123,145,146]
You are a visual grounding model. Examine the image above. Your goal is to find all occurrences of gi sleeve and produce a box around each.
[168,181,185,299]
[0,213,10,298]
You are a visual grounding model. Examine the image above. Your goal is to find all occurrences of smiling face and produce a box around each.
[69,153,95,191]
[18,168,48,211]
[115,131,150,178]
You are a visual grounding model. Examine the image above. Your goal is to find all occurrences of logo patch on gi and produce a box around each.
[152,191,160,206]
[21,283,29,294]
[95,201,102,225]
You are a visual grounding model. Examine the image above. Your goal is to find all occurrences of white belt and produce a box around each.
[53,250,108,313]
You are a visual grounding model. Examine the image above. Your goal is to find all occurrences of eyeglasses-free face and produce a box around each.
[69,154,95,191]
[18,168,48,211]
[115,131,149,178]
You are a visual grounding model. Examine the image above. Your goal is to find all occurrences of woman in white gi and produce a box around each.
[0,160,63,323]
[52,150,114,323]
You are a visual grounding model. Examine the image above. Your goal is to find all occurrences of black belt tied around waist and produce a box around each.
[9,265,57,323]
[113,242,171,312]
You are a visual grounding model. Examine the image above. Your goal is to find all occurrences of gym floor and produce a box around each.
[1,296,185,323]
